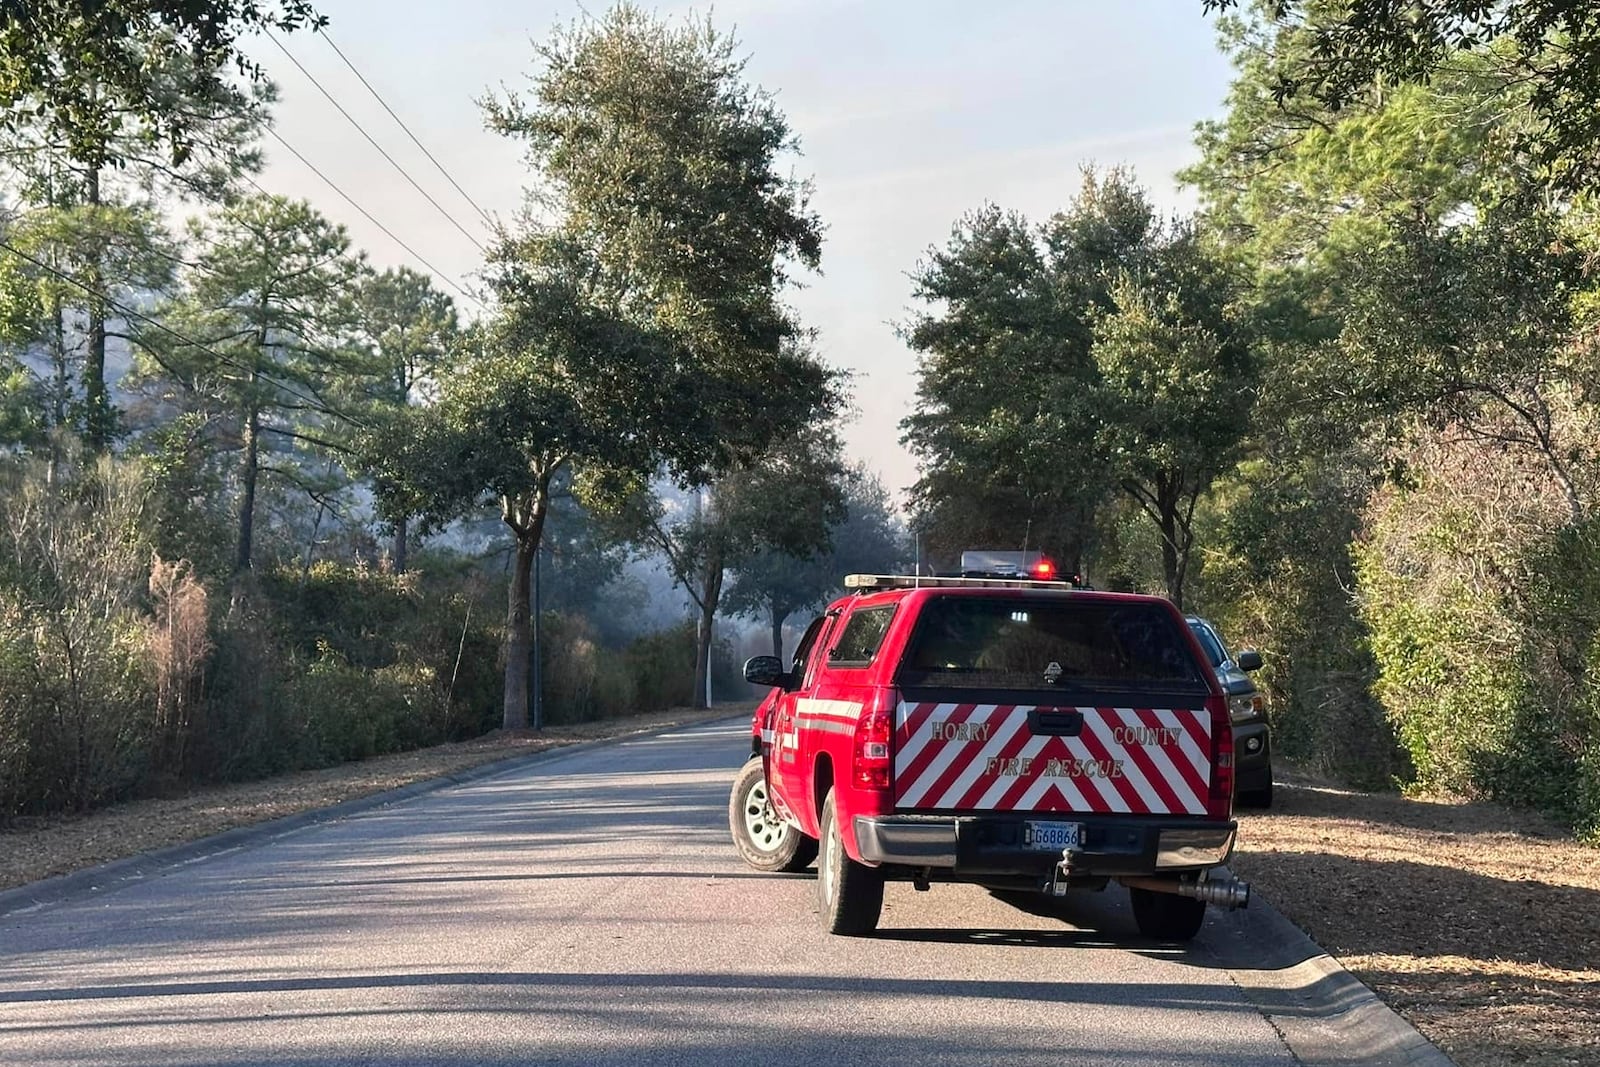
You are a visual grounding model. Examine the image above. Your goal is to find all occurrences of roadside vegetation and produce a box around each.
[0,3,902,824]
[904,2,1600,843]
[3,0,1597,866]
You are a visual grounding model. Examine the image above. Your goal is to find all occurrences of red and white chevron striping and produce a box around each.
[892,702,1213,815]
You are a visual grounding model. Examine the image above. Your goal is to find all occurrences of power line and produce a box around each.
[317,28,496,229]
[0,235,369,430]
[260,129,485,309]
[264,28,488,254]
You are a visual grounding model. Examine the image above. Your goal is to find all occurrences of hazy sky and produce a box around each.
[248,1,1235,503]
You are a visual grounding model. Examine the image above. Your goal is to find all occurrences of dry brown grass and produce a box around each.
[0,706,741,893]
[1234,771,1600,1067]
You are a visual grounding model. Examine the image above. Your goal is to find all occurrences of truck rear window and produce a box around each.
[896,597,1205,691]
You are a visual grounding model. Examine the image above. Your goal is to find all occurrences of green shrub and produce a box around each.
[1351,431,1600,833]
[1191,454,1408,790]
[198,597,296,782]
[284,644,445,765]
[530,614,719,725]
[0,453,160,818]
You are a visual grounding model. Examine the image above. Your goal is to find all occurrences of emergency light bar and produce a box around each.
[844,574,1078,591]
[961,549,1058,580]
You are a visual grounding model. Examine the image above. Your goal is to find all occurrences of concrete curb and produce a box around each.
[1206,884,1457,1067]
[0,715,745,921]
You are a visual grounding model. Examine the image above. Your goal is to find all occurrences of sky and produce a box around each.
[246,0,1237,506]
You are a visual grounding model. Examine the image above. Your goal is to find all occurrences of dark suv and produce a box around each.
[1186,616,1272,808]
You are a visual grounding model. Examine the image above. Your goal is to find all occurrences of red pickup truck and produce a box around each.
[728,571,1249,939]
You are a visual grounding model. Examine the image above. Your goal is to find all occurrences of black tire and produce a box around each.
[1129,886,1207,942]
[1238,764,1275,809]
[816,789,884,935]
[729,757,816,873]
[1238,778,1274,809]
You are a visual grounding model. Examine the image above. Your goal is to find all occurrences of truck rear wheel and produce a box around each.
[817,789,884,935]
[1129,886,1207,942]
[729,757,816,873]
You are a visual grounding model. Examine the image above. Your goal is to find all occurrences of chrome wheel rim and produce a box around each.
[741,777,788,854]
[820,813,839,907]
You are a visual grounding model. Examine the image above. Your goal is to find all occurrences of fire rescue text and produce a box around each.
[984,756,1126,779]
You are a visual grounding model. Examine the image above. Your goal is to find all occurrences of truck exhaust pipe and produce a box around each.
[1120,874,1251,909]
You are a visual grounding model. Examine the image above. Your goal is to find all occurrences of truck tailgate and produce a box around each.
[892,701,1212,815]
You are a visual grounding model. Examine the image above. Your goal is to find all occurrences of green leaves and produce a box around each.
[0,1,319,170]
[136,194,369,570]
[1203,0,1600,197]
[903,168,1251,602]
[485,4,822,409]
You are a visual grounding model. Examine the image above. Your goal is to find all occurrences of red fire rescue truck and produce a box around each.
[728,555,1249,939]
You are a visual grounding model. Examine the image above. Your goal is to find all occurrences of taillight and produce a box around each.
[853,690,895,790]
[1207,695,1234,819]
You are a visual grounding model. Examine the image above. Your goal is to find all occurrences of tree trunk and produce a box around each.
[235,407,259,573]
[770,605,788,660]
[49,292,68,431]
[1158,482,1182,609]
[237,309,269,574]
[393,515,409,574]
[501,485,552,731]
[692,546,726,710]
[83,167,112,453]
[503,535,534,731]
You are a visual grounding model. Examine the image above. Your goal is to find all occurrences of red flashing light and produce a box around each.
[1030,558,1057,580]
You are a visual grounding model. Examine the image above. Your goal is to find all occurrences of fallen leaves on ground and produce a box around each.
[1235,772,1600,1067]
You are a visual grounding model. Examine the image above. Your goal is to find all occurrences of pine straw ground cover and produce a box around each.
[0,706,740,893]
[1232,772,1600,1067]
[5,722,1595,1067]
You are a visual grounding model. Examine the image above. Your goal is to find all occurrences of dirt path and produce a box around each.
[4,719,1592,1066]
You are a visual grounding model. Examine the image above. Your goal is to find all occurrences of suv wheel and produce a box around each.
[1129,886,1207,942]
[816,788,884,935]
[729,757,816,872]
[1238,777,1274,809]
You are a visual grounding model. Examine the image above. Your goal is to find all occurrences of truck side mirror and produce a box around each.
[1236,650,1263,672]
[743,655,789,689]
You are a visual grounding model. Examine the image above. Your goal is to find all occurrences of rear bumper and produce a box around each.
[853,813,1237,878]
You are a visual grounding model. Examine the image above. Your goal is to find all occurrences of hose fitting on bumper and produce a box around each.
[1120,874,1251,909]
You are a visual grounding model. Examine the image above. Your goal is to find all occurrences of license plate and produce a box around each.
[1024,820,1083,851]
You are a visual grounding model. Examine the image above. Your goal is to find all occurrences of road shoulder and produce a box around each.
[1206,885,1457,1067]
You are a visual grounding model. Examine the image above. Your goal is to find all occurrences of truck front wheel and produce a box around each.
[729,757,816,873]
[816,789,884,935]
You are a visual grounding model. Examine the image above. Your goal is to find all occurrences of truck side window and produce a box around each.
[828,606,897,667]
[789,616,828,684]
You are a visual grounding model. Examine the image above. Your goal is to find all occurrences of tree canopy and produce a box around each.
[0,0,320,168]
[1202,0,1600,194]
[368,5,842,728]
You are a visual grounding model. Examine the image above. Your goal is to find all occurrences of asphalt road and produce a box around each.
[0,718,1303,1066]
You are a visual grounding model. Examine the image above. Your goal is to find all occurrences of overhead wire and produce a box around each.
[257,129,485,309]
[0,236,371,431]
[263,27,489,254]
[316,28,496,229]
